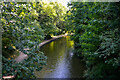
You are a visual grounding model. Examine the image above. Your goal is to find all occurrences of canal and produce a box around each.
[35,36,86,78]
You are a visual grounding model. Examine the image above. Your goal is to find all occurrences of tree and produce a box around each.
[66,2,120,79]
[2,2,46,79]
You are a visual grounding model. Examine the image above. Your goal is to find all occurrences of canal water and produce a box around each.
[35,36,86,78]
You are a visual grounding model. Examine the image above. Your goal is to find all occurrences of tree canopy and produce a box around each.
[1,1,120,79]
[66,2,120,79]
[1,1,67,79]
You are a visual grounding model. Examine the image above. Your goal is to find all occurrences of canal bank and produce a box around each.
[15,34,70,63]
[2,34,72,79]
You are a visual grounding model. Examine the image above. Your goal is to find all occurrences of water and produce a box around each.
[35,36,86,78]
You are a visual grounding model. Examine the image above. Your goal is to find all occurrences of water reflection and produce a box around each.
[35,36,86,78]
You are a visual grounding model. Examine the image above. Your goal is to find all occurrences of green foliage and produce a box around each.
[1,2,47,79]
[36,1,67,36]
[2,1,67,79]
[67,2,120,79]
[95,29,120,68]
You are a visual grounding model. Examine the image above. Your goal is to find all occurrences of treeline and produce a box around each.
[66,2,120,79]
[1,1,66,79]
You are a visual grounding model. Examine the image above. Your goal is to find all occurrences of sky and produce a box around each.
[56,0,70,8]
[49,0,70,9]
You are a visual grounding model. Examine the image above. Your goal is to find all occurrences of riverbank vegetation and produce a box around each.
[2,1,67,79]
[66,2,120,80]
[1,1,120,80]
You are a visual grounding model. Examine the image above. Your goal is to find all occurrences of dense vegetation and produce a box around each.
[1,1,120,80]
[66,2,120,79]
[1,1,66,79]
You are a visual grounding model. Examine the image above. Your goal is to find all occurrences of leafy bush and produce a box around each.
[2,1,67,79]
[66,2,120,79]
[2,2,47,79]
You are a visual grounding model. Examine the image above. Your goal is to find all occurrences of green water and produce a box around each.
[35,36,86,78]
